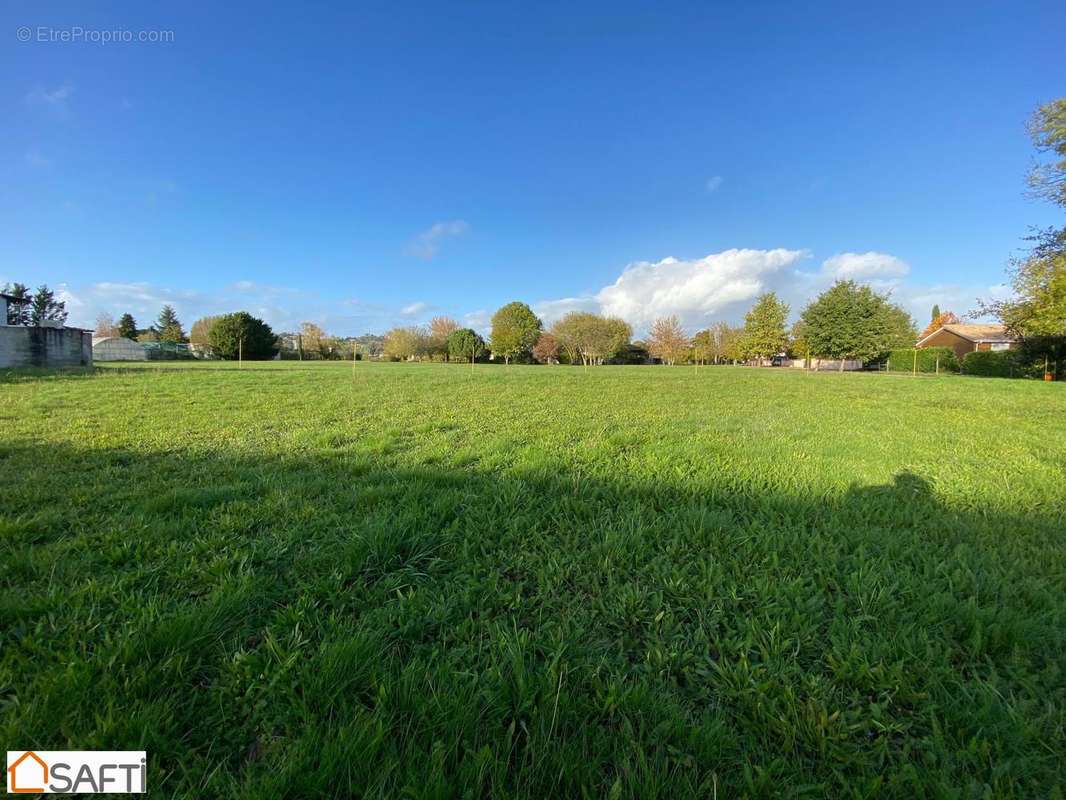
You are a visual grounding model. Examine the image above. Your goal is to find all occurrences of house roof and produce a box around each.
[916,323,1016,347]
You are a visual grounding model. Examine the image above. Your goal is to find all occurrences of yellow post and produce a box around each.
[912,348,917,376]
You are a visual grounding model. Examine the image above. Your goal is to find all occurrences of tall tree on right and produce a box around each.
[738,292,789,362]
[930,304,941,323]
[980,99,1066,378]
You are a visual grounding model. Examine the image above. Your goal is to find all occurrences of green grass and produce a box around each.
[2,362,1064,798]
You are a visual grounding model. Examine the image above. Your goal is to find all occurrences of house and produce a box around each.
[915,323,1017,362]
[8,750,48,794]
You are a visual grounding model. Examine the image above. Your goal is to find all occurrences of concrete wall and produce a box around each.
[0,326,93,368]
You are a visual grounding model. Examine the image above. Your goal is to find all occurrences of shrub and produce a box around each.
[885,347,959,373]
[962,350,1020,378]
[209,312,278,360]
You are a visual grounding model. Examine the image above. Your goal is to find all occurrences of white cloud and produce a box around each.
[406,220,470,260]
[821,251,910,280]
[591,248,808,330]
[531,249,808,333]
[401,301,429,316]
[27,83,75,117]
[705,176,723,193]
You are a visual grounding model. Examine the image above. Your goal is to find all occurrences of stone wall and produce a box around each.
[0,326,94,368]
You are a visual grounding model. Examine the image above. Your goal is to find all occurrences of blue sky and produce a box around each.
[2,0,1063,335]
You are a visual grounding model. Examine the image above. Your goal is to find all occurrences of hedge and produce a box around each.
[962,350,1021,378]
[885,347,959,373]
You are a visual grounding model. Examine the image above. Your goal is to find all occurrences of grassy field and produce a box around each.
[2,362,1064,798]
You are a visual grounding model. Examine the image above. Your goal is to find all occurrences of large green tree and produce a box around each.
[447,328,486,365]
[117,313,138,339]
[801,280,911,369]
[30,284,68,325]
[208,312,277,360]
[156,305,187,343]
[738,292,789,361]
[550,311,631,366]
[489,301,541,364]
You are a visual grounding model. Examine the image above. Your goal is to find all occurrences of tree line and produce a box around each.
[369,280,919,368]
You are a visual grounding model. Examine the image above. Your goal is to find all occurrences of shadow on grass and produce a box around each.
[0,442,1063,799]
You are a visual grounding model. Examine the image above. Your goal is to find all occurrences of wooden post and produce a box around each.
[935,355,939,376]
[239,335,243,368]
[298,333,303,361]
[912,348,917,376]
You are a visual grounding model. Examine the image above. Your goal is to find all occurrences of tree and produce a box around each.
[647,316,690,365]
[383,326,427,361]
[738,293,789,362]
[979,227,1066,376]
[208,312,277,360]
[428,316,460,359]
[706,321,741,364]
[2,283,31,325]
[95,312,119,337]
[489,301,541,364]
[920,310,961,338]
[30,285,67,325]
[691,329,713,365]
[299,321,328,358]
[189,316,221,346]
[930,304,941,323]
[532,332,560,364]
[117,313,138,340]
[788,320,808,361]
[801,280,907,370]
[447,327,486,365]
[882,303,919,349]
[1026,98,1066,207]
[550,312,631,366]
[156,305,186,343]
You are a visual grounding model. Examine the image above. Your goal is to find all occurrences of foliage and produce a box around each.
[383,326,428,361]
[2,282,32,325]
[1026,98,1066,207]
[962,350,1020,378]
[29,284,68,325]
[532,332,560,364]
[297,322,328,358]
[118,313,138,340]
[189,316,221,346]
[3,362,1065,798]
[95,312,119,337]
[979,228,1066,358]
[885,347,959,373]
[428,317,461,359]
[156,305,187,343]
[738,293,789,361]
[930,304,940,323]
[787,320,808,360]
[802,281,913,367]
[447,327,486,364]
[921,311,961,339]
[490,301,541,364]
[646,316,690,365]
[691,329,713,364]
[208,311,278,360]
[551,312,631,366]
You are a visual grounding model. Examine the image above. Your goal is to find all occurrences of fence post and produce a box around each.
[912,349,917,376]
[935,355,939,376]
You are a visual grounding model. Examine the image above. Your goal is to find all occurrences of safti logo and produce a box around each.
[7,751,146,794]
